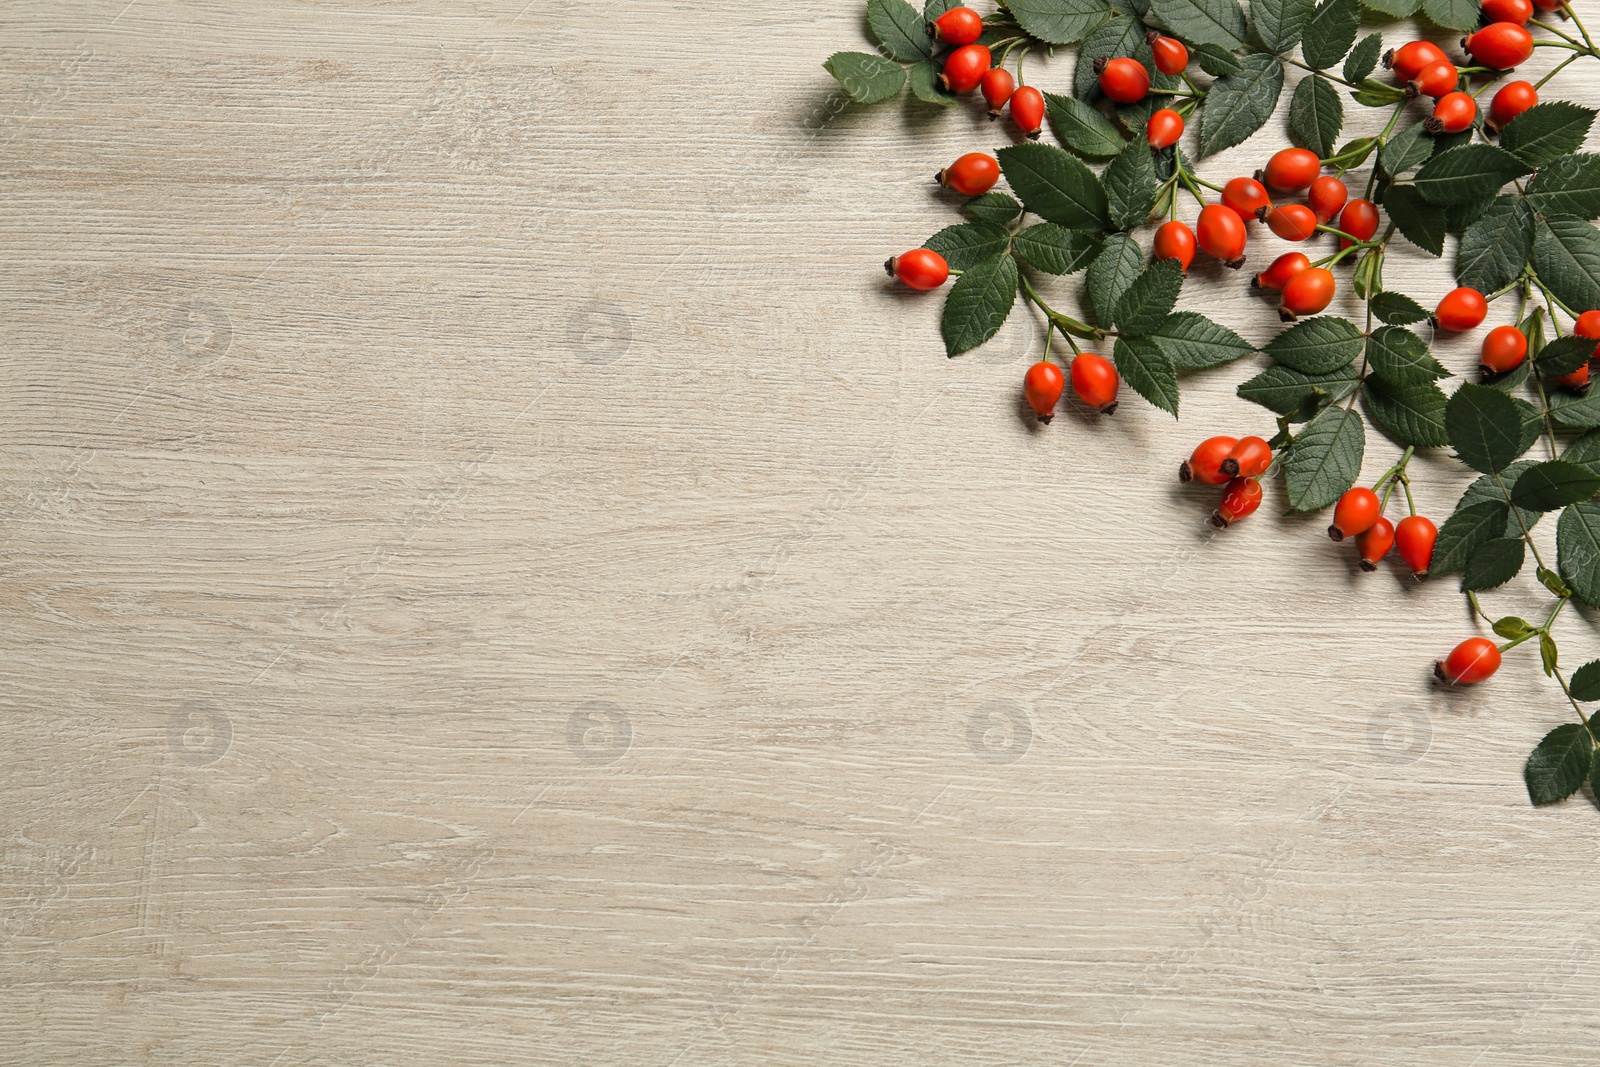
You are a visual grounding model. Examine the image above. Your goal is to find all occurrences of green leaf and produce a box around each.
[1085,233,1145,327]
[1115,259,1184,336]
[1264,315,1363,374]
[1343,32,1382,82]
[1251,0,1314,53]
[1564,428,1600,475]
[924,0,959,17]
[1112,336,1180,414]
[1571,660,1600,701]
[1541,632,1560,677]
[1378,123,1433,179]
[924,221,1012,271]
[1446,194,1498,234]
[866,0,933,61]
[1044,92,1128,159]
[1432,499,1510,575]
[1381,184,1446,257]
[1352,79,1408,108]
[1370,291,1430,325]
[941,252,1019,357]
[1455,197,1534,294]
[1012,223,1100,274]
[1525,723,1593,805]
[1493,616,1535,640]
[1366,325,1449,385]
[1289,73,1343,157]
[1511,460,1600,512]
[1103,138,1158,229]
[1413,144,1530,206]
[1533,334,1595,378]
[1301,0,1359,69]
[1422,0,1478,29]
[1005,0,1115,43]
[908,59,960,105]
[1446,383,1526,474]
[1147,0,1247,48]
[1532,215,1600,316]
[1197,54,1284,157]
[824,53,907,103]
[1460,460,1542,539]
[965,191,1023,224]
[1075,15,1151,98]
[1195,42,1243,75]
[1558,500,1600,605]
[1500,102,1597,170]
[1461,536,1526,591]
[1365,378,1450,447]
[1283,405,1365,511]
[997,142,1110,230]
[1238,363,1358,415]
[1359,0,1420,15]
[1549,391,1600,430]
[1148,312,1254,369]
[1524,153,1600,219]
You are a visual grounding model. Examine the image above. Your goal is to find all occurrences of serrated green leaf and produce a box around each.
[1301,0,1359,68]
[1112,336,1180,414]
[1525,723,1593,805]
[1413,144,1530,205]
[1550,391,1600,430]
[1422,0,1477,29]
[1085,233,1145,327]
[1195,42,1243,74]
[1289,73,1343,157]
[1265,315,1363,374]
[1148,312,1254,369]
[1238,363,1358,415]
[924,0,959,17]
[1571,659,1600,701]
[941,252,1019,357]
[1381,184,1446,257]
[1148,0,1247,48]
[1115,259,1184,336]
[1283,405,1365,511]
[824,52,907,103]
[997,142,1110,230]
[1044,92,1128,159]
[1103,138,1158,229]
[1198,53,1284,156]
[1460,460,1542,539]
[1500,102,1597,170]
[1558,499,1600,605]
[1359,0,1421,14]
[1524,153,1600,219]
[1012,223,1100,274]
[1462,536,1526,591]
[1367,325,1449,385]
[965,191,1023,224]
[1378,122,1433,178]
[1493,616,1535,640]
[1512,460,1600,512]
[1075,15,1151,98]
[1365,378,1450,447]
[867,0,934,61]
[908,59,960,105]
[1251,0,1314,53]
[1432,498,1511,575]
[1456,196,1533,293]
[1534,334,1595,378]
[1447,383,1526,474]
[1005,0,1115,42]
[1532,215,1600,316]
[1446,194,1498,234]
[924,221,1012,271]
[1564,428,1600,474]
[1343,32,1382,82]
[1370,291,1430,325]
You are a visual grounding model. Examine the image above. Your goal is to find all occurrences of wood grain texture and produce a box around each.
[5,2,1600,1063]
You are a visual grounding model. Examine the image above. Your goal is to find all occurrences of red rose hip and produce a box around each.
[1329,486,1381,541]
[1395,515,1438,578]
[1181,435,1238,485]
[1436,637,1502,685]
[1024,360,1065,422]
[1070,352,1119,414]
[886,248,950,290]
[937,152,999,195]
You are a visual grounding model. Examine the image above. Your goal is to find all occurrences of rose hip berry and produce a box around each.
[1070,352,1120,414]
[938,43,992,93]
[1395,515,1438,578]
[1338,198,1379,249]
[1262,148,1320,193]
[1411,60,1460,99]
[1181,435,1237,485]
[1267,203,1318,242]
[1427,91,1477,135]
[1281,267,1336,320]
[1211,477,1263,528]
[1435,287,1488,332]
[1356,517,1396,571]
[1221,435,1273,479]
[1436,637,1502,685]
[1222,176,1273,222]
[1154,220,1198,271]
[1096,57,1150,103]
[1308,176,1348,222]
[886,248,950,290]
[980,68,1015,116]
[937,152,999,195]
[1254,251,1311,291]
[1329,487,1381,541]
[1024,360,1065,422]
[1480,325,1528,375]
[1147,107,1184,148]
[1488,80,1538,131]
[1148,32,1189,75]
[928,6,984,46]
[1466,22,1535,69]
[1197,203,1247,267]
[1482,0,1533,23]
[1009,85,1045,138]
[1387,40,1448,82]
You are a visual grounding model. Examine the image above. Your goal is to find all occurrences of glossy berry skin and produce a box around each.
[1070,352,1120,413]
[1147,108,1184,149]
[1149,33,1189,75]
[1388,40,1448,82]
[887,248,950,290]
[1435,287,1488,332]
[1557,364,1592,391]
[1436,637,1502,686]
[1488,80,1538,131]
[1023,360,1065,422]
[938,152,999,196]
[1483,0,1533,22]
[1356,517,1396,572]
[939,44,992,93]
[1181,436,1237,485]
[1395,515,1438,578]
[1009,86,1045,138]
[1097,57,1150,104]
[1222,176,1272,222]
[1254,251,1311,291]
[1267,204,1318,242]
[1578,311,1600,337]
[1154,220,1197,271]
[1308,176,1348,222]
[1329,486,1381,541]
[1427,91,1477,135]
[1221,436,1272,479]
[1281,267,1335,319]
[1411,60,1459,99]
[929,6,984,46]
[1467,22,1535,69]
[1263,148,1321,193]
[1534,0,1562,8]
[980,68,1015,116]
[1211,477,1263,528]
[1338,198,1380,250]
[1480,325,1528,374]
[1197,203,1248,267]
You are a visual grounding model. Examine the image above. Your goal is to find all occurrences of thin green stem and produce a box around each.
[1535,51,1581,89]
[1493,469,1551,570]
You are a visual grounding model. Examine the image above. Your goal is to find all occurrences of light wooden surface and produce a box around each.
[5,2,1600,1063]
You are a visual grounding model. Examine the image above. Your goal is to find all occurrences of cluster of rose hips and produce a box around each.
[928,6,1045,138]
[1178,434,1272,527]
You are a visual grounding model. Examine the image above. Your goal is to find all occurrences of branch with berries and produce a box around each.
[834,0,1600,808]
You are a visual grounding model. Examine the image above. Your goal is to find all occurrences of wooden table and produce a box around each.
[5,2,1600,1062]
